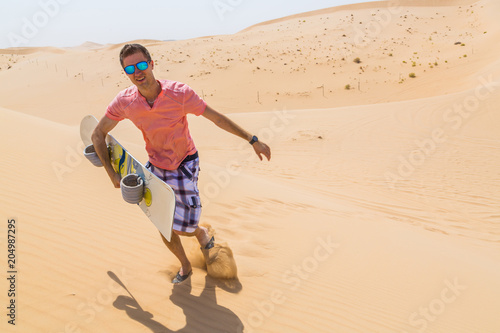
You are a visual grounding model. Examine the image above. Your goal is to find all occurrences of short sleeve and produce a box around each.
[105,94,126,121]
[182,85,207,116]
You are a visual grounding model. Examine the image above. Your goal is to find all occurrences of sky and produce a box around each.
[1,0,372,49]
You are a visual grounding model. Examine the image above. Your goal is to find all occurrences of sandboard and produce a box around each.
[80,115,175,241]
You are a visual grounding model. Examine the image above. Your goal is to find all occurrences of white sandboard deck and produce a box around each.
[80,115,175,241]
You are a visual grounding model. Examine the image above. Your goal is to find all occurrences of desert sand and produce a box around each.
[1,0,500,332]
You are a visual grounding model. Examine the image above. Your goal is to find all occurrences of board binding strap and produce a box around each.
[83,144,103,167]
[120,173,144,204]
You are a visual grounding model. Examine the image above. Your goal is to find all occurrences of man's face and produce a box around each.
[122,52,154,87]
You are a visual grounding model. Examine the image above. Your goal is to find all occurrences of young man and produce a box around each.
[92,44,271,284]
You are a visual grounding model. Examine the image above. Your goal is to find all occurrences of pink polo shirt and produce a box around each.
[105,80,206,170]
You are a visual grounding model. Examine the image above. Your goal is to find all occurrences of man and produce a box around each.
[92,44,271,284]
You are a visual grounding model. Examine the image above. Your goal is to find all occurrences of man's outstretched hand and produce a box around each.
[253,141,271,161]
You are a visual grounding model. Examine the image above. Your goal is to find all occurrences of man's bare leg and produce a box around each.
[173,226,211,248]
[160,226,213,283]
[160,231,191,276]
[194,226,211,248]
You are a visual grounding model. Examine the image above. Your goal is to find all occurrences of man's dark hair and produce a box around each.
[119,44,152,67]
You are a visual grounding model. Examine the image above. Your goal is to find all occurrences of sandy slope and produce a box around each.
[2,0,500,123]
[1,0,500,332]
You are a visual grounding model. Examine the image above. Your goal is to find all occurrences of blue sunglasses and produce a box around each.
[124,61,149,74]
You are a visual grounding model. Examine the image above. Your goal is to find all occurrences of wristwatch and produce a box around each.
[249,135,258,145]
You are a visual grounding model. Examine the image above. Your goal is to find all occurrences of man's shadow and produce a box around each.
[113,294,170,333]
[109,271,244,333]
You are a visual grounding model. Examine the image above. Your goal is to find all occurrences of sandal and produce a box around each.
[201,236,215,250]
[172,270,192,284]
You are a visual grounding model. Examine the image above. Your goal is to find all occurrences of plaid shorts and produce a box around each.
[146,156,201,233]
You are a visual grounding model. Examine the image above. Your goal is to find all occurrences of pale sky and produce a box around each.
[1,0,372,49]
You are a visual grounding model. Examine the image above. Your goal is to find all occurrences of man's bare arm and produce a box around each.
[91,116,121,188]
[202,105,271,161]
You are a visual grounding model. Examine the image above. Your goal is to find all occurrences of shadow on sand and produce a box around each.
[108,271,244,333]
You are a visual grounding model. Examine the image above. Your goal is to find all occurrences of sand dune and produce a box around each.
[1,0,500,332]
[240,0,480,33]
